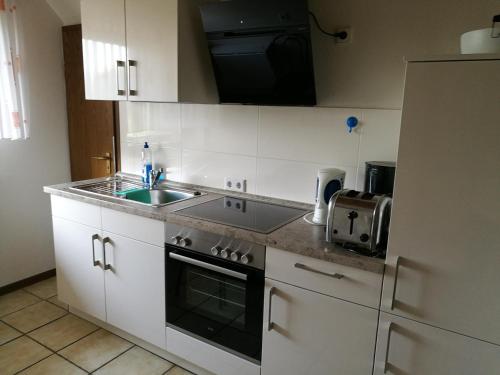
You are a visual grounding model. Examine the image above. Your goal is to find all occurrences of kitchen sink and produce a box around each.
[123,188,197,207]
[70,178,203,207]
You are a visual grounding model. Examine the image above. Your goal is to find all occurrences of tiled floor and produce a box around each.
[0,277,193,375]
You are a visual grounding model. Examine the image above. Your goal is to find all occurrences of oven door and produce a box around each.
[166,245,264,363]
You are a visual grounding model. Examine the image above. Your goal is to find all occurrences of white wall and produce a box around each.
[0,0,71,287]
[120,103,401,203]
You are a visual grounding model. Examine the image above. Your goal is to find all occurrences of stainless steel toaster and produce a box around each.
[326,189,392,255]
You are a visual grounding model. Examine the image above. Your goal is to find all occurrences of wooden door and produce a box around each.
[52,216,106,321]
[381,59,500,344]
[62,25,119,181]
[125,0,179,102]
[102,231,166,349]
[261,279,378,375]
[374,312,500,374]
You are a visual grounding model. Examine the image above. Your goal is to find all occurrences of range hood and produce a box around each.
[199,0,316,106]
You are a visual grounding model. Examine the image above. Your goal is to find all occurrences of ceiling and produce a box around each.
[46,0,81,26]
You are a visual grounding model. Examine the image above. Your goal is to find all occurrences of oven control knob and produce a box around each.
[179,237,192,247]
[171,236,182,245]
[211,246,222,256]
[230,251,241,262]
[220,248,232,259]
[241,254,252,264]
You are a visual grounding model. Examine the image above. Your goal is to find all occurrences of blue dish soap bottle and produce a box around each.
[141,142,153,185]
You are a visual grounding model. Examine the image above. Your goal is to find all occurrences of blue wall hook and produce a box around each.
[346,116,359,133]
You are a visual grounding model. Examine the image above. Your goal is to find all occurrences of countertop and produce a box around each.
[44,175,385,274]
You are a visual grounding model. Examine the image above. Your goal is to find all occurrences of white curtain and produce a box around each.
[0,0,28,140]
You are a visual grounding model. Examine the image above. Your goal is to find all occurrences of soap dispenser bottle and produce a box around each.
[141,142,152,185]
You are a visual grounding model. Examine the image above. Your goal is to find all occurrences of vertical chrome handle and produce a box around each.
[383,322,394,373]
[128,60,137,96]
[102,237,112,270]
[267,287,276,331]
[390,256,401,310]
[91,234,101,267]
[116,61,125,96]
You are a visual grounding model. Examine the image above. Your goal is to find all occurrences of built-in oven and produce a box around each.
[165,223,265,364]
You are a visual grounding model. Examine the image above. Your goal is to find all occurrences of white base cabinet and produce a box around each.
[374,312,500,374]
[51,196,166,349]
[52,216,106,321]
[261,278,378,375]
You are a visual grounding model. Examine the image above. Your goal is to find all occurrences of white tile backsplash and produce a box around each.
[181,149,257,193]
[181,104,258,156]
[120,102,401,203]
[258,106,361,166]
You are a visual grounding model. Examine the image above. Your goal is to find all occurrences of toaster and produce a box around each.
[326,189,392,255]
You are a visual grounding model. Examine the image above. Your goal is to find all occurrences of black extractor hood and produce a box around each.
[199,0,316,106]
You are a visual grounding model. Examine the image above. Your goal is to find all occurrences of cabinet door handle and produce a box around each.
[383,322,394,373]
[294,263,344,279]
[91,234,101,267]
[390,256,401,310]
[116,60,125,96]
[128,60,137,96]
[267,287,276,331]
[102,237,112,270]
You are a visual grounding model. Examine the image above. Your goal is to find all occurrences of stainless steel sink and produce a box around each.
[70,177,203,207]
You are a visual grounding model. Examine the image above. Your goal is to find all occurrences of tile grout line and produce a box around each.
[87,343,137,374]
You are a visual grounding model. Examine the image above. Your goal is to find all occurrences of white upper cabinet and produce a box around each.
[81,0,127,101]
[81,0,217,103]
[381,59,500,344]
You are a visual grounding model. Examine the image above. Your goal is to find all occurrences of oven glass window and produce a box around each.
[167,254,263,361]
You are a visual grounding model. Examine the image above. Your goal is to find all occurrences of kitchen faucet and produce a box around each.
[149,168,164,189]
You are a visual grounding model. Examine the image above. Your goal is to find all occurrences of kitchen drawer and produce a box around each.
[101,207,164,246]
[266,247,382,309]
[51,195,101,228]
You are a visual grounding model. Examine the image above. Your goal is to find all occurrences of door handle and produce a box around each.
[91,234,101,267]
[116,60,125,96]
[169,252,247,281]
[390,256,401,310]
[383,322,394,373]
[102,237,112,270]
[91,153,112,174]
[128,60,137,96]
[267,287,276,331]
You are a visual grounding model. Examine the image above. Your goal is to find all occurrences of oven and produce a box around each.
[165,229,265,364]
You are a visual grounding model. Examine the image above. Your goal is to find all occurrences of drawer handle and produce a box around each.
[294,263,344,279]
[267,287,276,331]
[390,256,401,310]
[383,322,394,373]
[102,237,112,270]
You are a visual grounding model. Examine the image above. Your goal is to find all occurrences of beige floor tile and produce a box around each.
[166,367,194,375]
[94,346,173,375]
[0,290,41,317]
[58,329,133,372]
[24,277,57,300]
[1,301,67,333]
[0,321,22,345]
[28,314,99,351]
[0,336,51,374]
[18,354,86,375]
[48,295,68,310]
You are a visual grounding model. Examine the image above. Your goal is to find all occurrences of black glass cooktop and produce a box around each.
[174,197,307,234]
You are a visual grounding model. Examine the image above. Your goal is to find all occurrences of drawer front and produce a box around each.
[266,247,382,309]
[101,207,164,246]
[51,195,101,228]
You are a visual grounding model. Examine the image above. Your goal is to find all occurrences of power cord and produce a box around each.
[308,11,348,40]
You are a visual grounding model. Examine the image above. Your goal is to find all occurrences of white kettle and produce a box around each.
[312,168,345,225]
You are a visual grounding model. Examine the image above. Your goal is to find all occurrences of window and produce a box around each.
[0,0,28,140]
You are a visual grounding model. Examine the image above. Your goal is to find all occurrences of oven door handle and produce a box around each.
[169,252,248,281]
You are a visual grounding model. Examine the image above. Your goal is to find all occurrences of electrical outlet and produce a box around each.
[224,177,247,192]
[334,27,352,44]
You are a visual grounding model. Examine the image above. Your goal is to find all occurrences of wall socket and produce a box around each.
[224,177,247,192]
[334,27,352,44]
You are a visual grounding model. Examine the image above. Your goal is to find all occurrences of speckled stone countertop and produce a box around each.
[44,174,385,274]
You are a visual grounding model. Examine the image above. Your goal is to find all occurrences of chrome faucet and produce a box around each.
[149,168,164,189]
